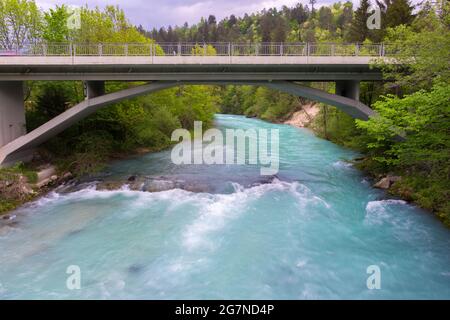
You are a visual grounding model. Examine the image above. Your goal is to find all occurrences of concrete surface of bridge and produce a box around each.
[0,42,389,167]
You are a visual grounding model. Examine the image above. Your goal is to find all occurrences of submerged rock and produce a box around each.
[96,181,125,191]
[127,264,144,274]
[142,179,176,192]
[80,173,282,194]
[66,229,84,237]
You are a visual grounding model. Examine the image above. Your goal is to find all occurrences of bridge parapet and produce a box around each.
[0,42,393,57]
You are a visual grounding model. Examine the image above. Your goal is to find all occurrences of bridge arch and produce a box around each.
[0,80,374,167]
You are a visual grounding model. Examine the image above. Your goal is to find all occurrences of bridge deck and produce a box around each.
[0,56,384,81]
[0,42,390,81]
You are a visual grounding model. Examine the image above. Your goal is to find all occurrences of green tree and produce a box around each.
[346,0,372,42]
[42,5,69,42]
[72,5,149,43]
[356,83,450,224]
[377,0,414,28]
[318,6,334,31]
[376,2,450,90]
[0,0,42,49]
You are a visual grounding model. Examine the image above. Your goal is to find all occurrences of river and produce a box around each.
[0,114,449,299]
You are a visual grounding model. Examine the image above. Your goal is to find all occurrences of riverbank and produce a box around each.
[282,104,449,227]
[283,103,320,128]
[0,162,72,218]
[0,146,164,217]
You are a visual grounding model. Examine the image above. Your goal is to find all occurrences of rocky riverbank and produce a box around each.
[283,103,320,128]
[0,164,73,219]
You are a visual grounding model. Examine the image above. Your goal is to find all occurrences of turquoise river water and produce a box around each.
[0,114,449,299]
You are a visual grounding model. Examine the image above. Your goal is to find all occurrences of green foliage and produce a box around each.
[61,131,115,175]
[357,82,450,168]
[380,0,415,30]
[312,106,364,148]
[374,3,450,90]
[0,200,17,214]
[390,175,450,226]
[346,0,372,42]
[355,82,450,224]
[26,81,218,176]
[26,81,79,131]
[0,162,37,183]
[144,1,354,43]
[0,0,42,48]
[42,5,69,42]
[72,6,147,43]
[191,44,216,56]
[221,85,298,122]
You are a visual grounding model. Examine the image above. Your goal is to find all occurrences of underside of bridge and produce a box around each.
[0,80,375,167]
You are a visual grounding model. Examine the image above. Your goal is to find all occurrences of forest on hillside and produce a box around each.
[0,0,449,225]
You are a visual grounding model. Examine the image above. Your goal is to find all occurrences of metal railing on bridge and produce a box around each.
[0,42,396,57]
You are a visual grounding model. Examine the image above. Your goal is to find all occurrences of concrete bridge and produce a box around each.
[0,42,390,167]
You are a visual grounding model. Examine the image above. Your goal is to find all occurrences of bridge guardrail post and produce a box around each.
[355,43,359,56]
[42,44,47,56]
[280,43,283,56]
[178,42,181,56]
[125,44,128,56]
[98,44,102,56]
[380,43,384,56]
[230,43,233,63]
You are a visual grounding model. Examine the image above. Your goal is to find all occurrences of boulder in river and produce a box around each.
[374,176,402,189]
[96,181,125,191]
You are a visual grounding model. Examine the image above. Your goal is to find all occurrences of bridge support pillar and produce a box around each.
[335,80,360,101]
[0,81,26,148]
[84,81,105,99]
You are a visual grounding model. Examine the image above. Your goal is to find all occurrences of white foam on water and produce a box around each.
[296,259,308,268]
[181,179,326,251]
[30,191,62,207]
[287,181,332,213]
[98,272,127,299]
[366,199,407,210]
[0,283,6,295]
[364,199,408,226]
[332,160,354,169]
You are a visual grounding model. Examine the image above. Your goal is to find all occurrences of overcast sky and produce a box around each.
[35,0,419,30]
